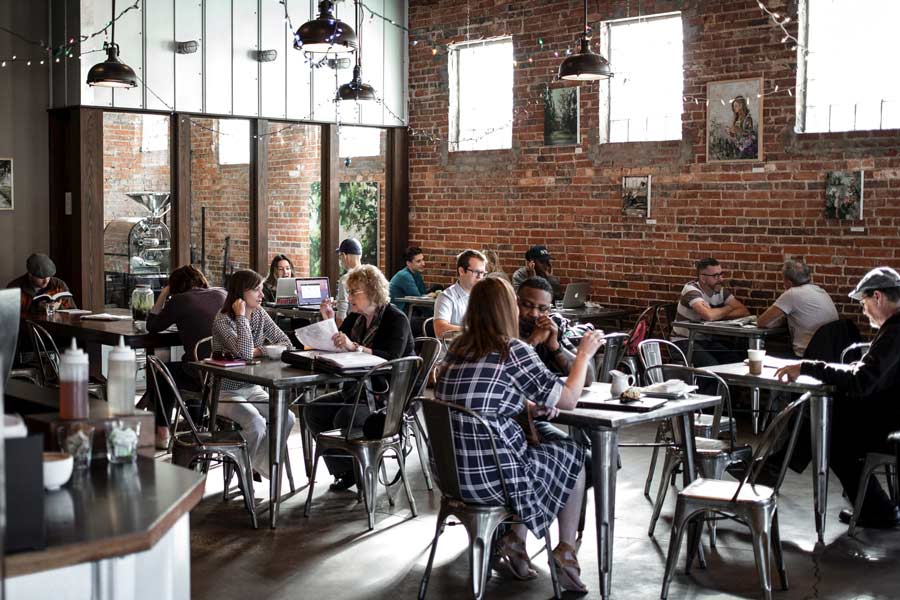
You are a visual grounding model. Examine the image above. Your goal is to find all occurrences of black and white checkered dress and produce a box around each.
[435,338,585,536]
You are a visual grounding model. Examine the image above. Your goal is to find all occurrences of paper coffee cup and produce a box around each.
[748,349,766,374]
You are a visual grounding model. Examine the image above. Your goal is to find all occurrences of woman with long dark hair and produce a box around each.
[263,254,295,303]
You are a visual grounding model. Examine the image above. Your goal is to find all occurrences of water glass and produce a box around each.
[56,422,95,470]
[106,419,141,463]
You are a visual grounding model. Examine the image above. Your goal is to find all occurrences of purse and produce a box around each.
[514,403,542,447]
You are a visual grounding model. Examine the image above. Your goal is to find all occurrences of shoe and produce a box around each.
[552,542,588,593]
[495,531,537,580]
[252,471,263,483]
[329,472,356,492]
[155,426,171,450]
[839,507,900,529]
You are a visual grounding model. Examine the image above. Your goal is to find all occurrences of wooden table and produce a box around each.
[705,359,835,543]
[194,358,350,528]
[554,383,721,600]
[673,320,788,433]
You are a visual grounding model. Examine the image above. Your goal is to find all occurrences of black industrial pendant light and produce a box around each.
[294,0,357,54]
[337,0,376,101]
[86,0,138,88]
[557,0,612,81]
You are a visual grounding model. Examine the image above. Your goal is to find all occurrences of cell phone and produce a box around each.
[246,359,261,366]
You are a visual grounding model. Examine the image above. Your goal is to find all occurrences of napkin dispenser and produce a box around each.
[4,434,47,552]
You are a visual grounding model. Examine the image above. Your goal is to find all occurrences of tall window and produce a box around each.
[798,0,900,133]
[600,13,683,143]
[448,37,514,152]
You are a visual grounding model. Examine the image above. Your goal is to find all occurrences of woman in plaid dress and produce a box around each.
[436,278,605,593]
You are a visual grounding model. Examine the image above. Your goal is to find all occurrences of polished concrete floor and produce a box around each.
[188,419,900,600]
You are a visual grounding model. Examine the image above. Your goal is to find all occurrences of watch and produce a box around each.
[354,342,364,353]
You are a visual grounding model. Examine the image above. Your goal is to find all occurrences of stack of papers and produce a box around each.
[291,350,386,371]
[56,309,92,315]
[641,379,698,398]
[708,315,757,327]
[295,319,341,352]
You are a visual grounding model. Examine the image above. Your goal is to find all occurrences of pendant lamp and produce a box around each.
[337,0,376,101]
[294,0,357,54]
[86,0,137,88]
[558,0,612,81]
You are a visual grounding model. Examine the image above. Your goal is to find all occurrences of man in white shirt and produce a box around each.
[333,238,363,327]
[758,259,839,357]
[433,249,487,339]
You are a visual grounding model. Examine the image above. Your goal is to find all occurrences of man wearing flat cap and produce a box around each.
[512,245,563,300]
[775,266,900,528]
[6,253,77,314]
[331,238,363,326]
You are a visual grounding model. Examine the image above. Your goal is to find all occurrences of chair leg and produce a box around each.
[412,414,434,491]
[234,448,258,529]
[750,524,774,600]
[542,527,562,600]
[303,446,322,517]
[660,501,691,600]
[222,462,234,502]
[771,511,788,591]
[397,445,417,517]
[644,423,665,498]
[576,484,588,539]
[468,521,495,600]
[298,407,314,479]
[285,448,296,493]
[357,448,380,530]
[885,464,897,503]
[382,460,396,507]
[849,455,877,537]
[418,511,448,600]
[649,452,680,537]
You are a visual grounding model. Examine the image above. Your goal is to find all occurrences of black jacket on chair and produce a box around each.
[802,318,861,363]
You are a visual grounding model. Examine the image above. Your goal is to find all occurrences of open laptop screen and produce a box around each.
[295,277,330,305]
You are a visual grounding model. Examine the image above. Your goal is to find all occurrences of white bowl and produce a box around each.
[43,452,74,490]
[263,345,285,360]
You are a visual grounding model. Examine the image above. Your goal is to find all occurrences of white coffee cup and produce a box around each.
[609,369,636,397]
[264,345,286,360]
[747,349,766,375]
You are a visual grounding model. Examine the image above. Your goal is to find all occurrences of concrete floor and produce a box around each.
[187,419,900,600]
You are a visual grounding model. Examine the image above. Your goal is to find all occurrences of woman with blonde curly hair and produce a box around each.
[306,264,415,490]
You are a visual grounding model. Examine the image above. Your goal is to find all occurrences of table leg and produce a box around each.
[673,412,705,570]
[589,427,618,600]
[750,337,763,434]
[686,332,696,365]
[810,393,832,543]
[208,377,222,431]
[405,303,414,319]
[268,387,290,529]
[299,389,314,478]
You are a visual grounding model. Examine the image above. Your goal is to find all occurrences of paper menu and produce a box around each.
[295,318,341,352]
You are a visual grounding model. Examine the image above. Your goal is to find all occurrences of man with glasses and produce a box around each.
[672,257,750,367]
[433,249,487,339]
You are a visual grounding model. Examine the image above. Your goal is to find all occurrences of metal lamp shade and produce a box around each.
[337,66,377,101]
[294,0,357,53]
[558,38,612,81]
[87,45,138,88]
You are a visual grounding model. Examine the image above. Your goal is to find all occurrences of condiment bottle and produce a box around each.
[59,339,89,420]
[106,336,136,415]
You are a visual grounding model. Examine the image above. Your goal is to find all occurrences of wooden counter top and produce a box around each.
[5,457,205,577]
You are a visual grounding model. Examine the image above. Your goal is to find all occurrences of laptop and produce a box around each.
[273,277,299,305]
[561,282,590,309]
[294,276,331,308]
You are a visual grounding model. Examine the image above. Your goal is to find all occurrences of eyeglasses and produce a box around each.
[518,298,551,314]
[700,271,726,280]
[465,268,487,279]
[349,289,365,297]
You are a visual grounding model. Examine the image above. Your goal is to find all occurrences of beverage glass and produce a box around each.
[57,422,95,470]
[748,349,766,375]
[106,419,141,464]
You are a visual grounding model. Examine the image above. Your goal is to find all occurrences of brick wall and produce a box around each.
[407,0,900,328]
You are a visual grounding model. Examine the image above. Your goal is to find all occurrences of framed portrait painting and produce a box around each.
[622,175,651,217]
[0,158,12,210]
[824,170,864,220]
[706,78,763,162]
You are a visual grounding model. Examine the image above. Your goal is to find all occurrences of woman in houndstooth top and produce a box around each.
[435,277,605,592]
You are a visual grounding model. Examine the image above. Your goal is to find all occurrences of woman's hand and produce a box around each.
[332,332,354,351]
[774,363,802,382]
[320,297,335,320]
[577,329,606,359]
[532,403,560,420]
[232,298,246,317]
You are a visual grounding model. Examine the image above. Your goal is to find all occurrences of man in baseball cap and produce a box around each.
[6,253,76,313]
[775,266,900,528]
[512,244,562,300]
[330,239,363,326]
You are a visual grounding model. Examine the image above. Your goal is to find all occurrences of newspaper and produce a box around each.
[294,318,341,352]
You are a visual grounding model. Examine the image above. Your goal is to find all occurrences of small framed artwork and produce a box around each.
[543,86,580,146]
[825,170,864,220]
[0,158,12,210]
[706,77,763,162]
[622,175,651,217]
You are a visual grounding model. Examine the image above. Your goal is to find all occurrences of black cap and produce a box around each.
[848,267,900,300]
[335,238,362,256]
[525,245,552,262]
[26,253,56,278]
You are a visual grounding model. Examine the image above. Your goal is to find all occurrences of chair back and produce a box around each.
[732,393,811,500]
[0,289,21,385]
[413,337,442,398]
[840,342,871,364]
[644,363,736,447]
[596,332,629,383]
[623,304,659,356]
[423,317,436,338]
[348,356,422,440]
[638,338,688,385]
[656,303,678,341]
[803,318,861,362]
[146,355,206,445]
[193,336,213,361]
[26,321,61,386]
[421,397,512,505]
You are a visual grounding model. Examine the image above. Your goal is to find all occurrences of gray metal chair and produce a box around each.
[596,332,629,383]
[304,356,422,530]
[25,321,105,400]
[645,364,752,548]
[405,336,443,491]
[418,397,561,600]
[0,289,39,386]
[146,356,258,528]
[660,393,811,600]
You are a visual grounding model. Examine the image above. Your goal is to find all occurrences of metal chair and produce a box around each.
[405,337,443,491]
[596,332,629,383]
[839,341,871,364]
[418,397,561,600]
[645,364,752,547]
[0,289,40,385]
[25,321,105,400]
[660,393,811,600]
[304,356,422,530]
[655,303,678,341]
[146,356,258,528]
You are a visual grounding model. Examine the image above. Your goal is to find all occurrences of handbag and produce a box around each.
[514,403,542,447]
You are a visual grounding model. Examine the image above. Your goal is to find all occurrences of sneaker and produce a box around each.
[329,472,356,492]
[155,426,171,450]
[839,507,900,529]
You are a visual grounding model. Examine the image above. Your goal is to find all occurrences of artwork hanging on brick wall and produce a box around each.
[622,175,651,217]
[0,158,13,210]
[706,77,763,162]
[543,86,579,146]
[824,170,864,220]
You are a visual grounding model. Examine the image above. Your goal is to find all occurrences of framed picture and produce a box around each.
[0,158,12,210]
[706,78,763,162]
[825,170,864,220]
[622,176,651,217]
[544,86,579,146]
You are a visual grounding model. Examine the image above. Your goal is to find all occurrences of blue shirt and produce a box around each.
[389,267,426,310]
